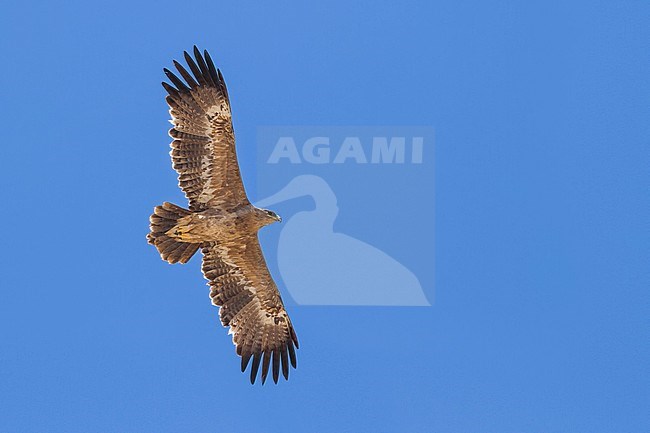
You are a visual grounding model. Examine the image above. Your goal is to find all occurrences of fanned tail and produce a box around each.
[147,202,199,264]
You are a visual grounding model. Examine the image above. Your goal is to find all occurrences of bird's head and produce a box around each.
[258,208,282,226]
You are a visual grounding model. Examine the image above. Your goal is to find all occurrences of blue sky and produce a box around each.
[1,1,648,432]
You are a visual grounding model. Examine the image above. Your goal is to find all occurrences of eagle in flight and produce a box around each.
[147,47,298,384]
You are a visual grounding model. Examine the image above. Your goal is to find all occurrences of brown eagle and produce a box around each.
[147,47,298,384]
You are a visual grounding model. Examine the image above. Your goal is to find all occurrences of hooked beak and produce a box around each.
[275,214,282,223]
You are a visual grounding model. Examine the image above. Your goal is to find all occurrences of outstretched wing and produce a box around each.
[201,236,299,384]
[162,46,248,211]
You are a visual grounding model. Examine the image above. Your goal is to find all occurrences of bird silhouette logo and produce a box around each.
[256,175,430,306]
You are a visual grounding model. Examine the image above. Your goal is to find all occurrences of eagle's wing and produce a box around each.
[162,47,247,211]
[201,236,299,384]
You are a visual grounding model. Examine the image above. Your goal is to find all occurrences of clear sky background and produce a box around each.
[1,1,648,432]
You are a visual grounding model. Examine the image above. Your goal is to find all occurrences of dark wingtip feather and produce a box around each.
[287,341,297,369]
[280,346,289,380]
[241,352,252,372]
[217,68,230,101]
[290,327,299,349]
[272,349,280,384]
[192,46,214,86]
[173,60,198,88]
[183,50,205,86]
[193,46,203,71]
[204,50,220,85]
[161,82,179,98]
[250,353,261,385]
[261,351,271,385]
[163,68,189,91]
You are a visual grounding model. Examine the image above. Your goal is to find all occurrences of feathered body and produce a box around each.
[147,47,298,385]
[169,205,271,243]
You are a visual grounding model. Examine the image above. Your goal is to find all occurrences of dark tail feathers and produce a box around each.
[147,202,199,264]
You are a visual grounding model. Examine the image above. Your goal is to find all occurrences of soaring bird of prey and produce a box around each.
[147,47,298,384]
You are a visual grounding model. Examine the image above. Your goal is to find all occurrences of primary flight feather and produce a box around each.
[147,47,298,384]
